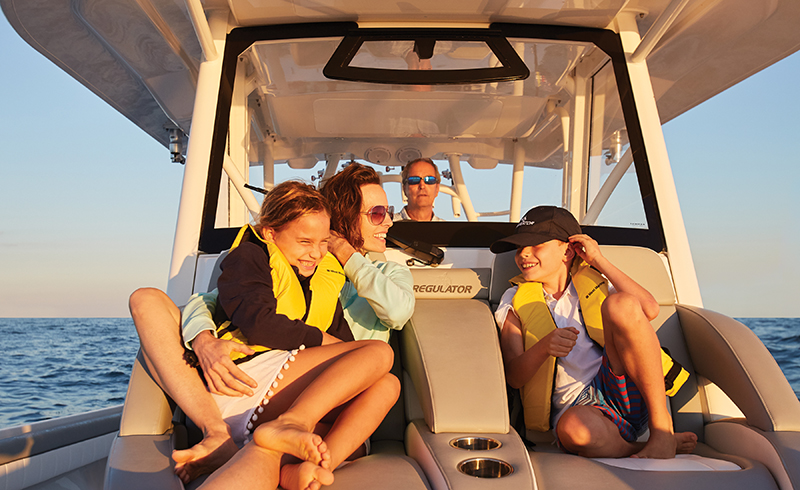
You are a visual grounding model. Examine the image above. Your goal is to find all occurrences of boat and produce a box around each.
[2,0,800,489]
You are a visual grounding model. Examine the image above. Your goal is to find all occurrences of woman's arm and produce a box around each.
[327,229,414,330]
[182,290,219,348]
[341,252,415,330]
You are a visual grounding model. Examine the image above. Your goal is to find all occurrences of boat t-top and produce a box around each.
[2,0,800,489]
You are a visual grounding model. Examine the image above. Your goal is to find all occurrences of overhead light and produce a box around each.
[468,155,498,169]
[288,156,318,169]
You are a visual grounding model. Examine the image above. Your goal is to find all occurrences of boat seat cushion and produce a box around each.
[401,298,508,433]
[326,453,431,490]
[105,433,183,490]
[591,453,739,471]
[528,442,778,490]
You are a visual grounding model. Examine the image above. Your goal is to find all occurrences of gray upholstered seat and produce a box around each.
[106,246,800,490]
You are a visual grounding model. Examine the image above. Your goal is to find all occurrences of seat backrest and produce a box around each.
[401,297,509,434]
[204,250,228,292]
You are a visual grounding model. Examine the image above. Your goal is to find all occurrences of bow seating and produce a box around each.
[106,245,800,490]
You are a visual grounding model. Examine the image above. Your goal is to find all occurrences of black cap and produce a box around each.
[490,206,581,254]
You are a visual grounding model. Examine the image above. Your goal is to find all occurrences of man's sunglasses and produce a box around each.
[363,205,394,225]
[405,176,438,186]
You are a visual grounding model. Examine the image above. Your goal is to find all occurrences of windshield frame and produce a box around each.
[198,22,665,254]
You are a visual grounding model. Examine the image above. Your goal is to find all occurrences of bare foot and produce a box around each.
[252,417,330,466]
[632,429,684,459]
[280,462,334,490]
[173,431,239,483]
[676,431,698,454]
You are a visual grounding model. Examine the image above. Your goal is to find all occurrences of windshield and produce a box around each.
[201,25,658,251]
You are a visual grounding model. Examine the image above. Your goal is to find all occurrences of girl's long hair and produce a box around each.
[256,180,329,233]
[320,163,381,251]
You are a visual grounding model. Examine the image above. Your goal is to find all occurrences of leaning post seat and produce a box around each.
[487,245,796,490]
[401,266,538,490]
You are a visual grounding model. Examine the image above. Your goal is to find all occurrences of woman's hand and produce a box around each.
[327,230,358,265]
[192,331,258,397]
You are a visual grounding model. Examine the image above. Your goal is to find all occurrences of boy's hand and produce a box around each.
[543,327,579,357]
[569,234,604,268]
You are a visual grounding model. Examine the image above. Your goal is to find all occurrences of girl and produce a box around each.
[132,181,399,490]
[130,170,415,488]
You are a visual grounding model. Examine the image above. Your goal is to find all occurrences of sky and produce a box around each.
[0,16,798,318]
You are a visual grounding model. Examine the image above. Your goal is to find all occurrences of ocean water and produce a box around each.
[0,318,139,429]
[0,317,798,430]
[742,317,800,399]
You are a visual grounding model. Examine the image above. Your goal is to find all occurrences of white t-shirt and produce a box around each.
[495,279,616,427]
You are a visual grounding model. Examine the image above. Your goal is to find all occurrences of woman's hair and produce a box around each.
[319,163,381,251]
[256,180,330,233]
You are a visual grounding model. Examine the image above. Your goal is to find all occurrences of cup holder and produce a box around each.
[457,458,514,478]
[449,436,502,451]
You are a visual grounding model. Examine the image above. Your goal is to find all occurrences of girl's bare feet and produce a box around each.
[173,430,239,483]
[253,417,331,467]
[280,462,334,490]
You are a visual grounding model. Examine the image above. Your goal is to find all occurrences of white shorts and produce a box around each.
[210,348,301,446]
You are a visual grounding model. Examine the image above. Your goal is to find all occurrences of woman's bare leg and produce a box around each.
[129,288,238,481]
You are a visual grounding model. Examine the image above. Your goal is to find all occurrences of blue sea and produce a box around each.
[0,317,798,430]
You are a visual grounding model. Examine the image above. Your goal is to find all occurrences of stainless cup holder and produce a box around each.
[449,436,502,451]
[457,458,514,478]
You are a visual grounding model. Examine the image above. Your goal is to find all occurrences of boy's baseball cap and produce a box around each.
[490,206,582,253]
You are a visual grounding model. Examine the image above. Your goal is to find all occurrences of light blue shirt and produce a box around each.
[340,253,415,342]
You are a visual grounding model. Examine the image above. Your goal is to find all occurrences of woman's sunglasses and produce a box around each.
[363,205,394,225]
[405,176,438,186]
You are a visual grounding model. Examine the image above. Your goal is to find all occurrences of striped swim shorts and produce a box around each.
[568,353,649,443]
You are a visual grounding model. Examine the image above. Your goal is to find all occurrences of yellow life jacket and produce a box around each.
[511,259,689,432]
[216,224,346,362]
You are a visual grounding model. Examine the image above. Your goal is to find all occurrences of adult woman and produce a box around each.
[320,163,415,342]
[129,165,414,488]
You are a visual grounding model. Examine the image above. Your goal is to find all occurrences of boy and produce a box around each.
[492,206,697,458]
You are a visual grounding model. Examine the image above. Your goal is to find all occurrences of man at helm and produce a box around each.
[394,158,444,222]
